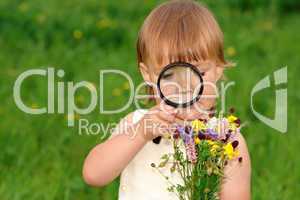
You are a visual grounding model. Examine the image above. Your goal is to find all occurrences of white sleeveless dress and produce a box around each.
[116,109,182,200]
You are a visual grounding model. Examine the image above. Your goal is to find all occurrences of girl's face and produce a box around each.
[139,59,224,121]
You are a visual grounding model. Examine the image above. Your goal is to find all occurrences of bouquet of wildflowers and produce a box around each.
[151,109,243,200]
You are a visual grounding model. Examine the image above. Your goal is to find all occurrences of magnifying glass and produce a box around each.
[157,62,204,108]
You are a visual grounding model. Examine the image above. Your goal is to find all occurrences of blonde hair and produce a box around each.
[136,0,230,68]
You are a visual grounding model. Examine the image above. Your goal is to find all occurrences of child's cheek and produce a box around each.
[202,75,218,97]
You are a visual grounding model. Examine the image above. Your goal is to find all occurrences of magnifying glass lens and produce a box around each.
[158,63,203,107]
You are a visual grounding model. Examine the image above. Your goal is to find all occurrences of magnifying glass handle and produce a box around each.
[152,136,162,144]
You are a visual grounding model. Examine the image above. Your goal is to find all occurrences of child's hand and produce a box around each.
[136,104,178,141]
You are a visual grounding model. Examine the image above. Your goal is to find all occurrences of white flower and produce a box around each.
[207,117,218,129]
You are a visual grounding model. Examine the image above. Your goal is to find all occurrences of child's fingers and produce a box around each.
[154,118,172,136]
[160,103,178,115]
[157,110,176,123]
[173,117,185,125]
[143,115,169,136]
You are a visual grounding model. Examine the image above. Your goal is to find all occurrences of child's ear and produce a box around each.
[215,66,224,81]
[139,62,151,83]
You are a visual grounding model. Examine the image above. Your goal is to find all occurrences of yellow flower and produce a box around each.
[207,140,215,145]
[210,144,219,155]
[226,46,236,57]
[96,18,114,29]
[204,188,210,193]
[194,137,201,144]
[207,140,219,155]
[73,30,83,40]
[191,119,206,132]
[262,21,273,31]
[18,3,29,12]
[65,113,80,120]
[123,82,130,90]
[229,123,237,131]
[36,14,46,24]
[227,115,238,123]
[163,132,171,140]
[31,103,39,109]
[75,95,85,104]
[223,143,239,159]
[112,88,122,96]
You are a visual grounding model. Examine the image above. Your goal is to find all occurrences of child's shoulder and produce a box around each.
[235,132,250,159]
[225,132,251,175]
[221,132,251,198]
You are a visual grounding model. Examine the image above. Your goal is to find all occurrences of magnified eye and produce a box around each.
[157,62,204,108]
[162,72,173,79]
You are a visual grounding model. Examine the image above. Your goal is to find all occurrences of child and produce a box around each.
[83,1,251,199]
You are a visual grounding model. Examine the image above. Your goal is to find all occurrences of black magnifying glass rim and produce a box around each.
[157,61,204,108]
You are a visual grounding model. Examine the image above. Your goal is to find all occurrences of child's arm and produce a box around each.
[82,112,145,187]
[220,133,251,200]
[82,105,177,187]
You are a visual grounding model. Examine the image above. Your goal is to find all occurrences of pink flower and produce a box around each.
[185,140,197,164]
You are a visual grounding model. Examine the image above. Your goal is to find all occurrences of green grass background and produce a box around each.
[0,0,299,199]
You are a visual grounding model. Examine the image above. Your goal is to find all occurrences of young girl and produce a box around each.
[83,1,251,199]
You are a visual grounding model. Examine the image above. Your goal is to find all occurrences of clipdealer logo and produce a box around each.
[13,66,288,133]
[250,67,287,133]
[13,68,134,126]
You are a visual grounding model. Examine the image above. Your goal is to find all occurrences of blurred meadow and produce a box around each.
[0,0,299,199]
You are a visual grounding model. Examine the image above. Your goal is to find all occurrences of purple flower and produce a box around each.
[221,133,231,143]
[173,132,180,139]
[176,125,185,134]
[176,125,192,144]
[185,125,192,134]
[220,118,229,137]
[176,125,185,137]
[235,118,241,126]
[183,134,191,143]
[198,131,206,140]
[206,128,218,139]
[229,107,235,114]
[231,140,239,149]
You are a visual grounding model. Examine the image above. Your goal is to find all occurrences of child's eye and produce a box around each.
[162,73,173,79]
